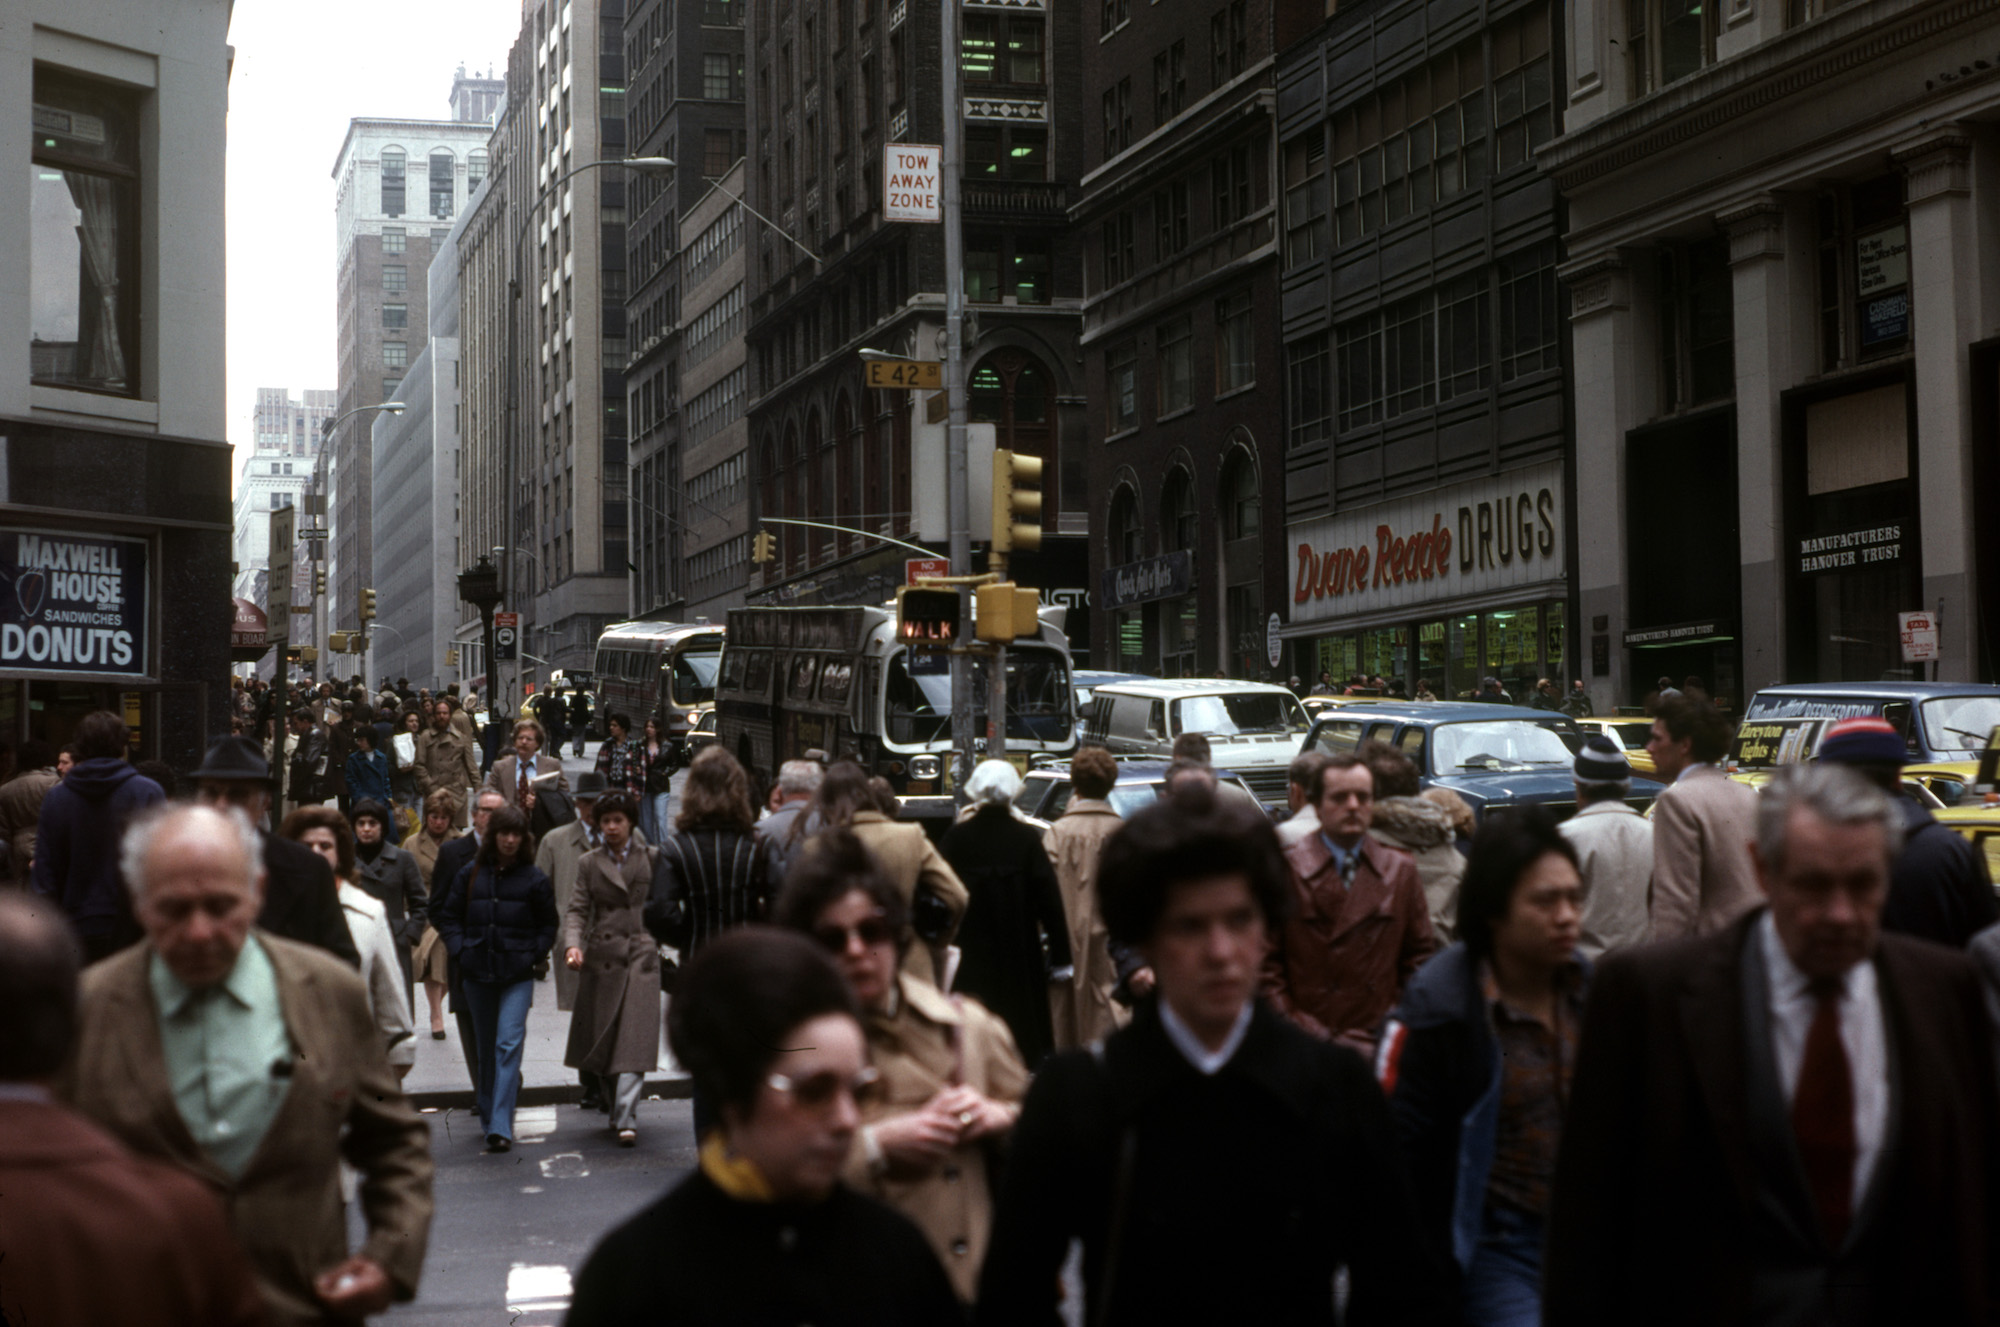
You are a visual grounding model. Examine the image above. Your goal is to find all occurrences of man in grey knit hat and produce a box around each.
[1557,735,1653,957]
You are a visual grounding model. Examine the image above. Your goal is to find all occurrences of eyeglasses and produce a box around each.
[812,915,896,953]
[767,1064,880,1110]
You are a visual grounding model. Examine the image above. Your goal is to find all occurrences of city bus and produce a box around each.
[589,620,726,750]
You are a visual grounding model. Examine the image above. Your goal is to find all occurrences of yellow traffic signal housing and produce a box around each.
[298,646,319,663]
[751,529,777,563]
[896,585,959,645]
[328,631,351,652]
[446,647,460,667]
[975,583,1045,643]
[313,568,327,596]
[991,449,1042,554]
[359,587,378,621]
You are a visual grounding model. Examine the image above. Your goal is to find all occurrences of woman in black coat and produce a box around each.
[434,804,558,1152]
[938,760,1072,1068]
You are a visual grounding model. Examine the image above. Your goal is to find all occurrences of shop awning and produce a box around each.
[230,597,269,662]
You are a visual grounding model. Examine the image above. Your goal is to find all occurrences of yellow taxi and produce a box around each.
[1574,716,1660,779]
[1300,693,1392,722]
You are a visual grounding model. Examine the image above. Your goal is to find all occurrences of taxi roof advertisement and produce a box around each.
[0,528,150,679]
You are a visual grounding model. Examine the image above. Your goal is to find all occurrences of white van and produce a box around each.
[1081,678,1310,807]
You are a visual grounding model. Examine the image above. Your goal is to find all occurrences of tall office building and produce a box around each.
[459,0,634,690]
[328,69,501,659]
[232,387,334,604]
[623,0,747,619]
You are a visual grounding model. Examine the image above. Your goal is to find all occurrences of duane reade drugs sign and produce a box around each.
[884,145,942,223]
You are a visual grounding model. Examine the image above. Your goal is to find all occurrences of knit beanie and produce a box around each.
[1816,717,1906,767]
[1574,734,1631,788]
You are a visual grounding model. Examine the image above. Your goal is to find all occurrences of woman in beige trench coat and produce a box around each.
[562,792,660,1146]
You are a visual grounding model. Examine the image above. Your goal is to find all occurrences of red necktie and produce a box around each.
[517,762,530,811]
[1791,980,1856,1247]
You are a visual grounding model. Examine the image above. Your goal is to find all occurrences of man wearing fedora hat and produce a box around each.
[190,736,360,969]
[536,772,649,1109]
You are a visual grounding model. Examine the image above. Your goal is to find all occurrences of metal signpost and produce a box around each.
[267,505,294,811]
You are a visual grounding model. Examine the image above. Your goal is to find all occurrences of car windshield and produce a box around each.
[885,648,1073,746]
[1169,691,1308,737]
[1920,696,2000,756]
[1430,720,1575,771]
[1609,722,1653,749]
[670,650,722,707]
[1107,783,1162,818]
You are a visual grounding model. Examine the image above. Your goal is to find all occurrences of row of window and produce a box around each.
[379,146,483,221]
[1283,245,1561,447]
[685,366,747,451]
[685,202,743,289]
[687,449,748,509]
[1101,2,1249,156]
[1102,288,1257,435]
[689,534,749,587]
[684,283,744,367]
[1097,135,1270,289]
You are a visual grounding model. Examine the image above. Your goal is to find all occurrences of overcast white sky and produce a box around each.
[223,2,522,480]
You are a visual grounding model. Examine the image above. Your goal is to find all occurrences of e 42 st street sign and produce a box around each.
[864,359,943,390]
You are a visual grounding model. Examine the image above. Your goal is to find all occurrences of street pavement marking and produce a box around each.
[514,1106,558,1143]
[520,1185,544,1193]
[506,1263,573,1318]
[539,1150,589,1180]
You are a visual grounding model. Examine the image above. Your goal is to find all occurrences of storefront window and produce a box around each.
[1484,606,1541,697]
[1163,596,1199,676]
[1416,620,1448,695]
[1447,615,1479,699]
[1359,627,1407,684]
[1116,608,1145,671]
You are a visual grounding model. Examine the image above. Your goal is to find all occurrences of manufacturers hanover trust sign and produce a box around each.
[1290,462,1565,621]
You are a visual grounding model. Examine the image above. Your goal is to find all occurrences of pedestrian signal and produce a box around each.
[896,586,958,645]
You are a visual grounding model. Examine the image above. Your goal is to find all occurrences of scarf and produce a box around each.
[356,839,386,865]
[699,1130,775,1202]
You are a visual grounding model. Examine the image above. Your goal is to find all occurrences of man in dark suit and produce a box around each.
[1545,763,2000,1326]
[191,736,360,968]
[430,786,507,1089]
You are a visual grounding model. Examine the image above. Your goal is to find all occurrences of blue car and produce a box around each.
[1300,701,1663,823]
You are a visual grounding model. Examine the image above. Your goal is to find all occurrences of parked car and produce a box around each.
[1073,670,1152,712]
[1080,678,1311,810]
[1011,757,1262,831]
[1741,682,2000,766]
[683,706,718,762]
[1299,701,1654,824]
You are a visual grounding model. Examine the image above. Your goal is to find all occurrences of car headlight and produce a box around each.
[909,755,942,782]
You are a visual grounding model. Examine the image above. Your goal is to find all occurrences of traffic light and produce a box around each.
[975,583,1044,643]
[751,529,777,564]
[991,449,1043,555]
[313,567,327,596]
[328,630,352,653]
[895,585,959,645]
[445,647,460,667]
[359,587,377,622]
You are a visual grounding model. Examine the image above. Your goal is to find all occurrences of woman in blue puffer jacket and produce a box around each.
[435,803,558,1152]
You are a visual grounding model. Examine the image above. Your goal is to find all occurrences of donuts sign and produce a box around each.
[0,529,149,677]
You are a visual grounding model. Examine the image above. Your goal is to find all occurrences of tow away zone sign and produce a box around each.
[884,145,942,223]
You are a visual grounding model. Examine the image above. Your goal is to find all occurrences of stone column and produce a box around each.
[1564,252,1639,711]
[1895,131,1978,680]
[1720,196,1798,692]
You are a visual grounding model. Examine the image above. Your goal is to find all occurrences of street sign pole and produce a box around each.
[942,0,975,794]
[266,505,294,815]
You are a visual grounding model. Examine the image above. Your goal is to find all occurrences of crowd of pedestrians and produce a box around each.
[6,684,2000,1327]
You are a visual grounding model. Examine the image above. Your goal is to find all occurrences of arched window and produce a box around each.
[1160,468,1197,553]
[380,147,406,216]
[469,149,489,189]
[968,349,1058,508]
[1158,468,1199,675]
[429,149,456,219]
[1221,448,1260,540]
[1108,485,1141,567]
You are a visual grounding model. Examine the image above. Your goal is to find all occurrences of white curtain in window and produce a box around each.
[64,171,125,388]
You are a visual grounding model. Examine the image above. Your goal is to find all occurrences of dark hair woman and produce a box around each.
[433,803,558,1152]
[775,831,1029,1304]
[279,806,415,1076]
[566,926,961,1327]
[643,746,777,1136]
[1376,809,1586,1326]
[639,715,675,843]
[562,791,658,1146]
[937,760,1072,1069]
[593,712,644,800]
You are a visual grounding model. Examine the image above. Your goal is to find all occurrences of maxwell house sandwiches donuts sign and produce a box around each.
[0,529,148,677]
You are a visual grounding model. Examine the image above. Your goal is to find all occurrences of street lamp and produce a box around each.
[456,556,503,713]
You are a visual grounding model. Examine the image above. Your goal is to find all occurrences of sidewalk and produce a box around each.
[405,974,690,1110]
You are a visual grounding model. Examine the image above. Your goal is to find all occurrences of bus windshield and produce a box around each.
[885,648,1073,746]
[670,650,722,707]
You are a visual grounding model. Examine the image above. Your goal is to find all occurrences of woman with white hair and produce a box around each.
[937,760,1072,1067]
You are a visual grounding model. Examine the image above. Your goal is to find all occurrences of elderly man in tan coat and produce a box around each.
[1042,746,1128,1050]
[59,803,434,1326]
[1646,695,1759,940]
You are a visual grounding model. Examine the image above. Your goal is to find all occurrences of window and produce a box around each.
[382,378,401,399]
[469,150,488,188]
[1101,210,1136,286]
[1287,335,1332,449]
[1222,451,1260,538]
[382,341,408,372]
[428,149,455,219]
[1162,469,1197,552]
[1816,175,1910,370]
[685,283,745,366]
[1211,1,1248,86]
[1006,20,1045,84]
[704,127,737,177]
[704,53,743,99]
[380,146,406,215]
[1013,240,1050,304]
[1629,0,1714,95]
[1435,271,1493,398]
[382,265,407,293]
[381,226,406,254]
[1212,142,1256,227]
[704,0,740,23]
[1106,341,1138,433]
[1157,318,1193,414]
[1153,41,1187,124]
[1216,290,1254,391]
[1497,243,1560,379]
[383,303,408,329]
[966,237,1003,302]
[30,72,140,395]
[1658,237,1734,412]
[1330,42,1486,247]
[1492,4,1554,171]
[1154,181,1189,257]
[1102,78,1132,156]
[965,126,1046,181]
[271,492,286,509]
[1101,0,1129,36]
[1283,132,1327,268]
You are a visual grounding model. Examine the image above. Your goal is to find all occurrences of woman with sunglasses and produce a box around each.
[567,926,961,1326]
[775,831,1028,1304]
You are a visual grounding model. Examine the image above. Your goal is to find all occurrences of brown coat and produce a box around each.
[562,844,661,1076]
[483,752,570,802]
[1041,797,1128,1051]
[842,975,1029,1302]
[59,933,435,1326]
[1649,764,1760,942]
[411,726,479,809]
[1265,831,1438,1052]
[849,809,969,985]
[408,828,460,986]
[0,1099,268,1327]
[0,766,58,884]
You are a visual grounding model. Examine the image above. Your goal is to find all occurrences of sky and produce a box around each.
[222,2,523,480]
